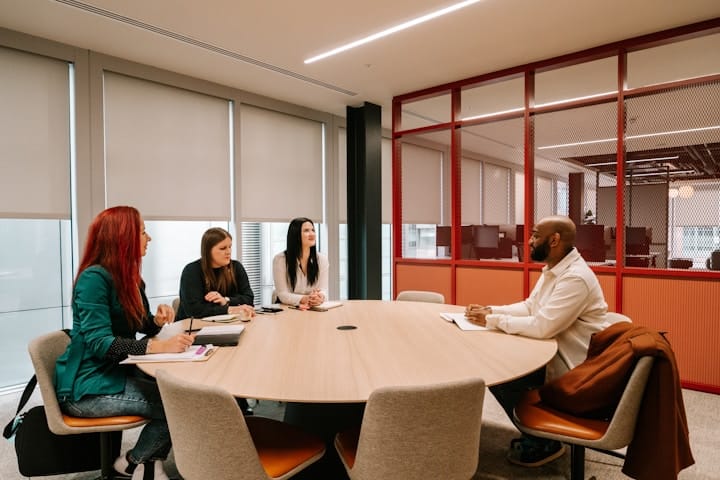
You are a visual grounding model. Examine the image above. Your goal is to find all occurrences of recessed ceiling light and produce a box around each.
[304,0,484,64]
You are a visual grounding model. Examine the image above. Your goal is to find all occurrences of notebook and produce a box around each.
[192,324,245,346]
[310,301,343,312]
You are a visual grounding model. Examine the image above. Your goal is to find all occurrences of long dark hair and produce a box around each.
[200,227,237,294]
[284,217,318,290]
[76,206,145,328]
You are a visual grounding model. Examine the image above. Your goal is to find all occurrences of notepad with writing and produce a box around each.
[440,312,488,331]
[120,344,217,364]
[192,324,245,346]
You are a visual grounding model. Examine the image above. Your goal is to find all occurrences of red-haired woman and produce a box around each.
[54,206,193,480]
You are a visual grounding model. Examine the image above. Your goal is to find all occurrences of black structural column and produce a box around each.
[346,102,382,300]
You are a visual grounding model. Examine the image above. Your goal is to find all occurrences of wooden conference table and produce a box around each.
[139,300,557,403]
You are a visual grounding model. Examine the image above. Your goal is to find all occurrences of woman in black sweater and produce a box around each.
[176,228,255,320]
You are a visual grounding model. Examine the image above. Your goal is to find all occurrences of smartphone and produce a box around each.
[256,306,283,314]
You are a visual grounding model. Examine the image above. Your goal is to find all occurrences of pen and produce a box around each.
[187,317,194,334]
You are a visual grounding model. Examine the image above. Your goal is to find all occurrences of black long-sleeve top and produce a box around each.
[176,259,254,319]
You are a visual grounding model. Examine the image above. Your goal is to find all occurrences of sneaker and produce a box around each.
[507,437,566,467]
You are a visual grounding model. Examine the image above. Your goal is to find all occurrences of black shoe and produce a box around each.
[507,437,566,467]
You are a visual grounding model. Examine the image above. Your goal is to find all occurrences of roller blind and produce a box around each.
[402,143,442,224]
[483,163,510,224]
[103,72,231,220]
[461,158,482,224]
[0,47,70,218]
[240,105,323,222]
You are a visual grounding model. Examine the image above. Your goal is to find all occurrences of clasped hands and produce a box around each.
[300,288,325,308]
[465,304,492,327]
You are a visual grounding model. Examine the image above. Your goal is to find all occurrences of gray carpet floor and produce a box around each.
[0,387,717,479]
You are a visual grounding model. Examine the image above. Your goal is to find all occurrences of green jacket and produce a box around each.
[54,265,160,401]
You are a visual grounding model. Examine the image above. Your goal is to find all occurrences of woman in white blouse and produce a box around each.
[272,217,329,307]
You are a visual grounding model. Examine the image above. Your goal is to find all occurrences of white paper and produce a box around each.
[196,324,245,335]
[156,320,187,340]
[120,344,215,364]
[440,312,488,331]
[311,301,343,311]
[202,314,239,322]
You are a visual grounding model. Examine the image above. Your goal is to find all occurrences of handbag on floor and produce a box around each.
[3,353,118,475]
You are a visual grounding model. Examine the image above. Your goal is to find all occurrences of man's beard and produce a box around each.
[530,238,551,262]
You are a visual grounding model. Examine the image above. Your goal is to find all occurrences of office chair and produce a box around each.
[334,378,485,480]
[513,356,654,480]
[28,331,149,479]
[395,290,445,304]
[171,297,180,314]
[156,369,325,480]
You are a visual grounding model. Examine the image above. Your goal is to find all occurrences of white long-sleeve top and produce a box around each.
[485,247,623,379]
[272,251,329,306]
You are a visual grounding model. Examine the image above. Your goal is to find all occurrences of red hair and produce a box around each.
[75,206,144,328]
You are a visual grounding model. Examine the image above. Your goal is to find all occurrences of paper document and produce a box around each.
[120,344,216,364]
[156,321,187,340]
[310,301,343,312]
[440,312,488,331]
[202,314,239,323]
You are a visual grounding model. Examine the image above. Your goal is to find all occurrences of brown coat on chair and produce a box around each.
[539,322,694,480]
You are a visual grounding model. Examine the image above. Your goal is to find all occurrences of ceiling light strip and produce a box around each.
[304,0,483,64]
[55,0,357,96]
[586,156,680,167]
[538,125,720,150]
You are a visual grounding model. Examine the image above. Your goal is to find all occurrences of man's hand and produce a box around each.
[465,304,491,327]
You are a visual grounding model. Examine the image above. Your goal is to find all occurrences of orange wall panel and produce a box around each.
[597,273,616,310]
[623,276,720,390]
[456,267,524,306]
[395,264,452,303]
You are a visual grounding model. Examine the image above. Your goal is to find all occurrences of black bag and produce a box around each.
[3,369,120,476]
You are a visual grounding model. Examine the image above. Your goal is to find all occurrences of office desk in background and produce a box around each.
[139,300,557,403]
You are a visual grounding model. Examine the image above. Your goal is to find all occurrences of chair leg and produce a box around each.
[570,444,586,480]
[98,431,125,479]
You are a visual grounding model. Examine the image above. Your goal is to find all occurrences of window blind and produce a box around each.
[103,72,231,220]
[0,47,70,218]
[239,105,323,222]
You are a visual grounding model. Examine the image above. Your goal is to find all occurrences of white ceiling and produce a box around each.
[1,0,719,129]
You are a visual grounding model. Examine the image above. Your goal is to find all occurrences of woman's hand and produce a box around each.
[307,289,325,307]
[154,304,176,326]
[229,304,256,320]
[205,291,228,305]
[147,333,195,353]
[465,304,491,327]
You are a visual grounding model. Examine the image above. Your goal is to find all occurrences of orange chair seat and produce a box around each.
[246,416,326,478]
[334,425,360,469]
[62,414,147,428]
[515,389,610,441]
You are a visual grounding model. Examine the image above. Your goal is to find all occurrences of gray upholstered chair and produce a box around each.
[28,331,149,479]
[171,297,180,315]
[513,356,654,480]
[395,290,445,304]
[156,369,325,480]
[334,377,485,480]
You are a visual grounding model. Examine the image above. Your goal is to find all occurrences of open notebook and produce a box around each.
[440,312,488,331]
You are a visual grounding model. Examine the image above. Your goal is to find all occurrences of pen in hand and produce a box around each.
[187,317,194,334]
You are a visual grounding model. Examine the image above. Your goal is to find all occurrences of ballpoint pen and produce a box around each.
[187,317,194,334]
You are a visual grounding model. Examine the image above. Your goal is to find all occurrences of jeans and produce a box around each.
[60,371,170,464]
